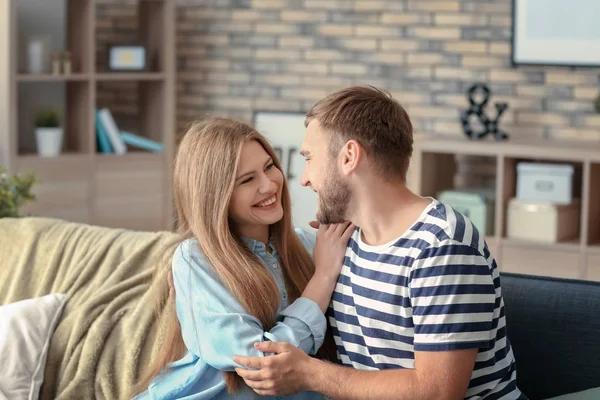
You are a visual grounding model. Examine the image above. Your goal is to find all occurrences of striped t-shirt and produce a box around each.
[329,198,525,399]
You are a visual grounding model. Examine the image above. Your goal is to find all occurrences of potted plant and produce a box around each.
[34,107,63,157]
[0,166,38,218]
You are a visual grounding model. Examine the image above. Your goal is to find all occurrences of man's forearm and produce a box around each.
[306,358,440,400]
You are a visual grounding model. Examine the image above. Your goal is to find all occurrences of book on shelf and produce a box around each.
[95,108,163,154]
[95,110,114,153]
[97,108,127,155]
[119,131,164,152]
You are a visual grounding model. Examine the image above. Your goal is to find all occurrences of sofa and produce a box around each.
[0,217,179,400]
[501,273,600,399]
[1,217,599,400]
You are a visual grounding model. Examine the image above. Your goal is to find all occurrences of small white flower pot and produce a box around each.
[35,127,63,157]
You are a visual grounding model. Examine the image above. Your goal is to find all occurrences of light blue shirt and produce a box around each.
[134,229,324,400]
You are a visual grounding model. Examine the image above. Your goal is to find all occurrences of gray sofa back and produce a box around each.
[501,272,600,400]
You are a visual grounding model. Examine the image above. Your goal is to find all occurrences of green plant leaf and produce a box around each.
[34,107,60,128]
[0,166,39,218]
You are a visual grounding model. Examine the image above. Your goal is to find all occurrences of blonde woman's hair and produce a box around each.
[132,117,336,396]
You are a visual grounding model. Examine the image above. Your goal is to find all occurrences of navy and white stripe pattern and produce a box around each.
[329,198,525,399]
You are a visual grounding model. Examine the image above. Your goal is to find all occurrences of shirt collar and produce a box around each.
[241,236,277,255]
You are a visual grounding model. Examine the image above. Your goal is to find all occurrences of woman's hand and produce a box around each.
[312,221,355,281]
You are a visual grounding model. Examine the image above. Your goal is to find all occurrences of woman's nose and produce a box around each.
[258,174,276,194]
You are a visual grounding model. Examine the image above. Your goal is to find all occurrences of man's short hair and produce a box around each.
[305,85,414,180]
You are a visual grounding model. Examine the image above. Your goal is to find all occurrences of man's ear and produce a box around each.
[340,140,361,176]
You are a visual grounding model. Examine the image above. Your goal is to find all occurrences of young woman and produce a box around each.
[132,117,353,399]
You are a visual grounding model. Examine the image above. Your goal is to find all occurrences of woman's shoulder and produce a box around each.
[174,237,201,258]
[172,238,212,275]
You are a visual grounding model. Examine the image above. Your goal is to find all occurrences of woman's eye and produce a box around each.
[241,177,253,185]
[266,163,275,170]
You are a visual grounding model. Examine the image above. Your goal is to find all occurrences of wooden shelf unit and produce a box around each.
[0,0,176,232]
[408,136,600,282]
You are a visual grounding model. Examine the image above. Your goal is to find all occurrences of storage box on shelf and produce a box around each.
[0,0,175,231]
[507,160,582,244]
[516,162,575,205]
[438,189,495,237]
[507,199,580,244]
[408,136,600,282]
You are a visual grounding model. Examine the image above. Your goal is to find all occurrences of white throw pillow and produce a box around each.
[0,294,67,400]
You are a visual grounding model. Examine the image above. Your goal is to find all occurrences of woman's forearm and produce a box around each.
[301,273,337,313]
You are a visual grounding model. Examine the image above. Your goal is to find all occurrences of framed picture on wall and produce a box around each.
[512,0,600,67]
[253,111,317,230]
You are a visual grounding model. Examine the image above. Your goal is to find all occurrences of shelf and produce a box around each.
[17,74,90,82]
[415,151,498,237]
[4,0,175,232]
[485,236,499,253]
[415,136,600,163]
[95,152,163,163]
[587,245,600,255]
[95,79,165,155]
[486,236,498,244]
[502,237,581,253]
[500,242,581,280]
[17,80,92,155]
[588,163,600,245]
[95,0,167,74]
[16,0,94,74]
[95,72,165,81]
[500,157,583,241]
[16,153,91,163]
[410,137,600,282]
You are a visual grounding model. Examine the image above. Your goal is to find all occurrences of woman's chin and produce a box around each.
[251,206,284,225]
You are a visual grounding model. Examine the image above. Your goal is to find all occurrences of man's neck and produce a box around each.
[349,178,431,247]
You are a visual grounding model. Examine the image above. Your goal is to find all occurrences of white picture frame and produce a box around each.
[253,111,317,231]
[512,0,600,67]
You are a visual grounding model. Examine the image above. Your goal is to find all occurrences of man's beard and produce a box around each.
[316,165,351,224]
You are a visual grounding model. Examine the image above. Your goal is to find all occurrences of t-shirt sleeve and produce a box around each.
[409,241,497,351]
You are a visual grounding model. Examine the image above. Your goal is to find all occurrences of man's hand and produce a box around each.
[233,342,313,396]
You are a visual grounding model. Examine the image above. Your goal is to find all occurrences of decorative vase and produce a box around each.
[35,127,63,157]
[26,36,49,74]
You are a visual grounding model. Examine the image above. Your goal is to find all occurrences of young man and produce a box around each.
[234,86,525,400]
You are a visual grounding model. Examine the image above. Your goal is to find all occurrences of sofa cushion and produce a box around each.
[501,273,600,399]
[546,387,600,400]
[0,293,67,400]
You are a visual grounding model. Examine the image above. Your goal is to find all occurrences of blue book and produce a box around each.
[119,131,164,152]
[96,110,113,153]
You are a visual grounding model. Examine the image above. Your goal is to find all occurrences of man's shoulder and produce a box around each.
[417,199,487,254]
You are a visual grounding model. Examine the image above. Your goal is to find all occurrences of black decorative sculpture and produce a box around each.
[460,83,509,140]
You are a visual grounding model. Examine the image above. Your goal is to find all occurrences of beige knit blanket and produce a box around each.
[0,217,179,400]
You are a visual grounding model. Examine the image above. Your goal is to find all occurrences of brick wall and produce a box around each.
[100,0,600,142]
